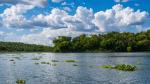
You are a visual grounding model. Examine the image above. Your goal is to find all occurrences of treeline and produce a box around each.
[52,30,150,52]
[0,42,52,52]
[0,30,149,52]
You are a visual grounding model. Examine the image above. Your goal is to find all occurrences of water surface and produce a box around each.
[0,53,150,84]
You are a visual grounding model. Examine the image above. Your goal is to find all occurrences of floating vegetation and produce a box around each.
[40,61,57,66]
[52,64,57,66]
[41,62,51,64]
[16,80,26,84]
[101,65,113,69]
[65,60,76,63]
[10,59,14,61]
[101,64,137,71]
[115,64,137,71]
[51,60,59,62]
[32,57,40,60]
[73,64,78,66]
[34,62,39,65]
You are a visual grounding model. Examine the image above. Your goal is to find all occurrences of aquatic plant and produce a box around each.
[73,64,78,66]
[101,64,137,71]
[34,62,39,65]
[16,80,26,84]
[101,65,113,69]
[10,59,14,61]
[52,64,57,66]
[32,57,40,60]
[41,62,51,64]
[114,64,136,71]
[65,60,76,63]
[40,62,57,66]
[51,60,59,62]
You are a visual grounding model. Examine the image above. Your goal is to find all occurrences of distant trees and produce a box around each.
[0,30,150,52]
[53,30,150,52]
[53,36,72,52]
[0,42,52,52]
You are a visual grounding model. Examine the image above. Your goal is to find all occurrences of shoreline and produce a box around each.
[0,51,150,53]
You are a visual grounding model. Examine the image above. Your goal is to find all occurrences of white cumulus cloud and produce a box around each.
[0,4,33,28]
[0,0,48,7]
[93,4,148,32]
[0,4,149,45]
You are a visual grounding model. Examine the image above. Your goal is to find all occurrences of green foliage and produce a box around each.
[41,62,51,64]
[32,57,41,60]
[73,64,78,66]
[65,60,76,63]
[114,64,136,71]
[1,29,150,52]
[51,60,59,62]
[127,46,132,52]
[16,80,26,84]
[53,36,71,52]
[0,42,52,52]
[101,64,137,71]
[53,30,150,52]
[101,65,113,69]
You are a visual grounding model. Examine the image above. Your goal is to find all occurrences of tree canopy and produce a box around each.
[0,42,52,52]
[53,30,150,52]
[0,30,149,52]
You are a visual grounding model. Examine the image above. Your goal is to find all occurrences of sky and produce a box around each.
[0,0,150,45]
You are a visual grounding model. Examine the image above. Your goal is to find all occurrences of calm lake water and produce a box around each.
[0,53,150,84]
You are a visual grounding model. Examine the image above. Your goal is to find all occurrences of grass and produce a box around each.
[101,64,137,71]
[16,80,26,84]
[65,60,76,63]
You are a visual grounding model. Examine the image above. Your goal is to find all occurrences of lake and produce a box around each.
[0,53,150,84]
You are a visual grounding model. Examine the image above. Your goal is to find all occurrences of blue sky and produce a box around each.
[0,0,149,45]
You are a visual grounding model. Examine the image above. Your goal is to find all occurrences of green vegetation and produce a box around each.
[32,57,41,60]
[52,64,57,66]
[0,42,52,52]
[16,80,26,84]
[101,64,137,71]
[73,64,78,66]
[0,30,150,52]
[65,60,76,63]
[53,30,150,52]
[40,61,57,66]
[10,59,14,61]
[114,64,136,71]
[34,62,39,65]
[41,62,51,64]
[51,60,59,62]
[101,65,113,69]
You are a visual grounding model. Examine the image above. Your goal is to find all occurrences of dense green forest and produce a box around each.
[53,30,150,52]
[0,30,150,52]
[0,42,52,52]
